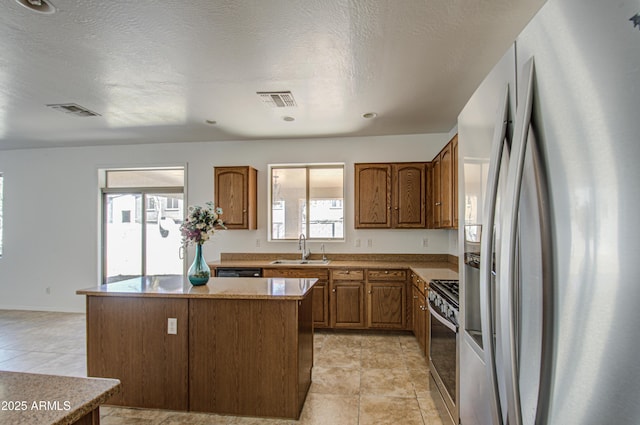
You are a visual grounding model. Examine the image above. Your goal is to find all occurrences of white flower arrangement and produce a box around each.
[179,202,225,247]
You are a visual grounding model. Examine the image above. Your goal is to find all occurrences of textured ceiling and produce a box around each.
[0,0,546,150]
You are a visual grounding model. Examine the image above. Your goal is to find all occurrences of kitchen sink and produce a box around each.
[269,259,331,265]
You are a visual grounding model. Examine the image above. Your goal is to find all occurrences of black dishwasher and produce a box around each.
[214,267,263,277]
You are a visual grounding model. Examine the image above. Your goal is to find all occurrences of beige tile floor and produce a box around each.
[0,310,444,425]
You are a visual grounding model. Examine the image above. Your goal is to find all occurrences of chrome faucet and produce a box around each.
[321,243,327,262]
[298,233,310,260]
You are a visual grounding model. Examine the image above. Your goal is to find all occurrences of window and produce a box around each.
[0,173,3,257]
[102,168,184,283]
[269,164,344,240]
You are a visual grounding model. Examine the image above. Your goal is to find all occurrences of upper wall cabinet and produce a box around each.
[214,166,257,229]
[452,135,458,229]
[355,162,427,229]
[430,134,458,229]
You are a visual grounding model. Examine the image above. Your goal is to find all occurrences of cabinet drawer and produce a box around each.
[263,268,329,279]
[367,269,406,281]
[330,269,364,281]
[411,272,427,295]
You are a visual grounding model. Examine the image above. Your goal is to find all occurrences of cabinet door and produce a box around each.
[263,268,329,328]
[393,163,426,228]
[312,282,329,328]
[214,166,257,229]
[432,154,442,228]
[330,281,365,328]
[367,282,406,329]
[439,142,453,228]
[426,162,434,229]
[354,163,391,228]
[86,296,189,410]
[412,285,426,354]
[452,134,459,229]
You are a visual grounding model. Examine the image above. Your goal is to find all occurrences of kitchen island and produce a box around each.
[0,371,120,425]
[77,275,316,419]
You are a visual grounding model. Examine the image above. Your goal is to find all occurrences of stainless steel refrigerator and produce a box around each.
[457,0,640,424]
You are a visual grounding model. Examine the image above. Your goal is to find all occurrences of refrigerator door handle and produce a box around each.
[480,84,510,425]
[499,57,536,425]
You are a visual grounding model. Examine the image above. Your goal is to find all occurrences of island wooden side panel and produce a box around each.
[189,297,312,419]
[86,296,189,411]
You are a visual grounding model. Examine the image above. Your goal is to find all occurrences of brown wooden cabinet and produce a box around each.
[263,267,329,328]
[214,166,257,229]
[330,269,365,328]
[430,134,458,229]
[84,286,313,419]
[86,297,189,410]
[393,163,427,228]
[366,269,407,329]
[412,284,426,354]
[411,272,429,356]
[189,296,312,419]
[355,162,427,229]
[452,134,459,229]
[354,163,391,228]
[265,267,410,330]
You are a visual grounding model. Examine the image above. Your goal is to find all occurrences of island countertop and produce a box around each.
[76,275,317,300]
[0,372,120,425]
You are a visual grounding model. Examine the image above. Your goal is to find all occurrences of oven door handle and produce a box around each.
[428,304,457,332]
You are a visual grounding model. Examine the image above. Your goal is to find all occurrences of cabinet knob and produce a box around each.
[368,290,372,294]
[332,289,336,293]
[384,270,389,274]
[435,202,442,206]
[413,296,418,299]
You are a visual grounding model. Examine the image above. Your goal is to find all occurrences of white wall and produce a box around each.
[0,133,455,312]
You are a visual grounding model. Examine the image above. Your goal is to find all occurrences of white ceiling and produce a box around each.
[0,0,545,150]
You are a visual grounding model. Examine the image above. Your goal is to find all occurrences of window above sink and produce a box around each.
[269,163,344,242]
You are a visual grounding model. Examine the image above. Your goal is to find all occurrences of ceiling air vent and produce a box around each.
[46,103,101,117]
[257,91,297,108]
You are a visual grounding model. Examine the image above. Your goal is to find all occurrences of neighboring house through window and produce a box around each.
[269,164,344,241]
[102,168,185,283]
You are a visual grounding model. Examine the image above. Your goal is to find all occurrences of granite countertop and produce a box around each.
[208,255,459,282]
[0,372,120,425]
[77,275,317,300]
[410,266,459,282]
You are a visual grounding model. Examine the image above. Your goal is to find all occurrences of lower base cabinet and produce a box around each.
[267,266,412,332]
[411,273,429,356]
[330,269,366,328]
[263,268,329,328]
[412,285,427,354]
[189,297,312,419]
[86,297,189,411]
[85,293,313,419]
[367,269,407,329]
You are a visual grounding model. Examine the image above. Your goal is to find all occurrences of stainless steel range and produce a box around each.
[428,279,459,425]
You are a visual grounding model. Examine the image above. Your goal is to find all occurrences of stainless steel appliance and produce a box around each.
[457,0,640,424]
[428,279,459,425]
[214,267,262,277]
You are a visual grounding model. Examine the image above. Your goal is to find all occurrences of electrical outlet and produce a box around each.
[422,238,429,248]
[255,238,261,247]
[167,318,177,335]
[354,239,361,247]
[45,287,51,295]
[367,239,373,248]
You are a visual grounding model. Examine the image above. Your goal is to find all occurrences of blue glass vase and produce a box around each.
[188,243,210,286]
